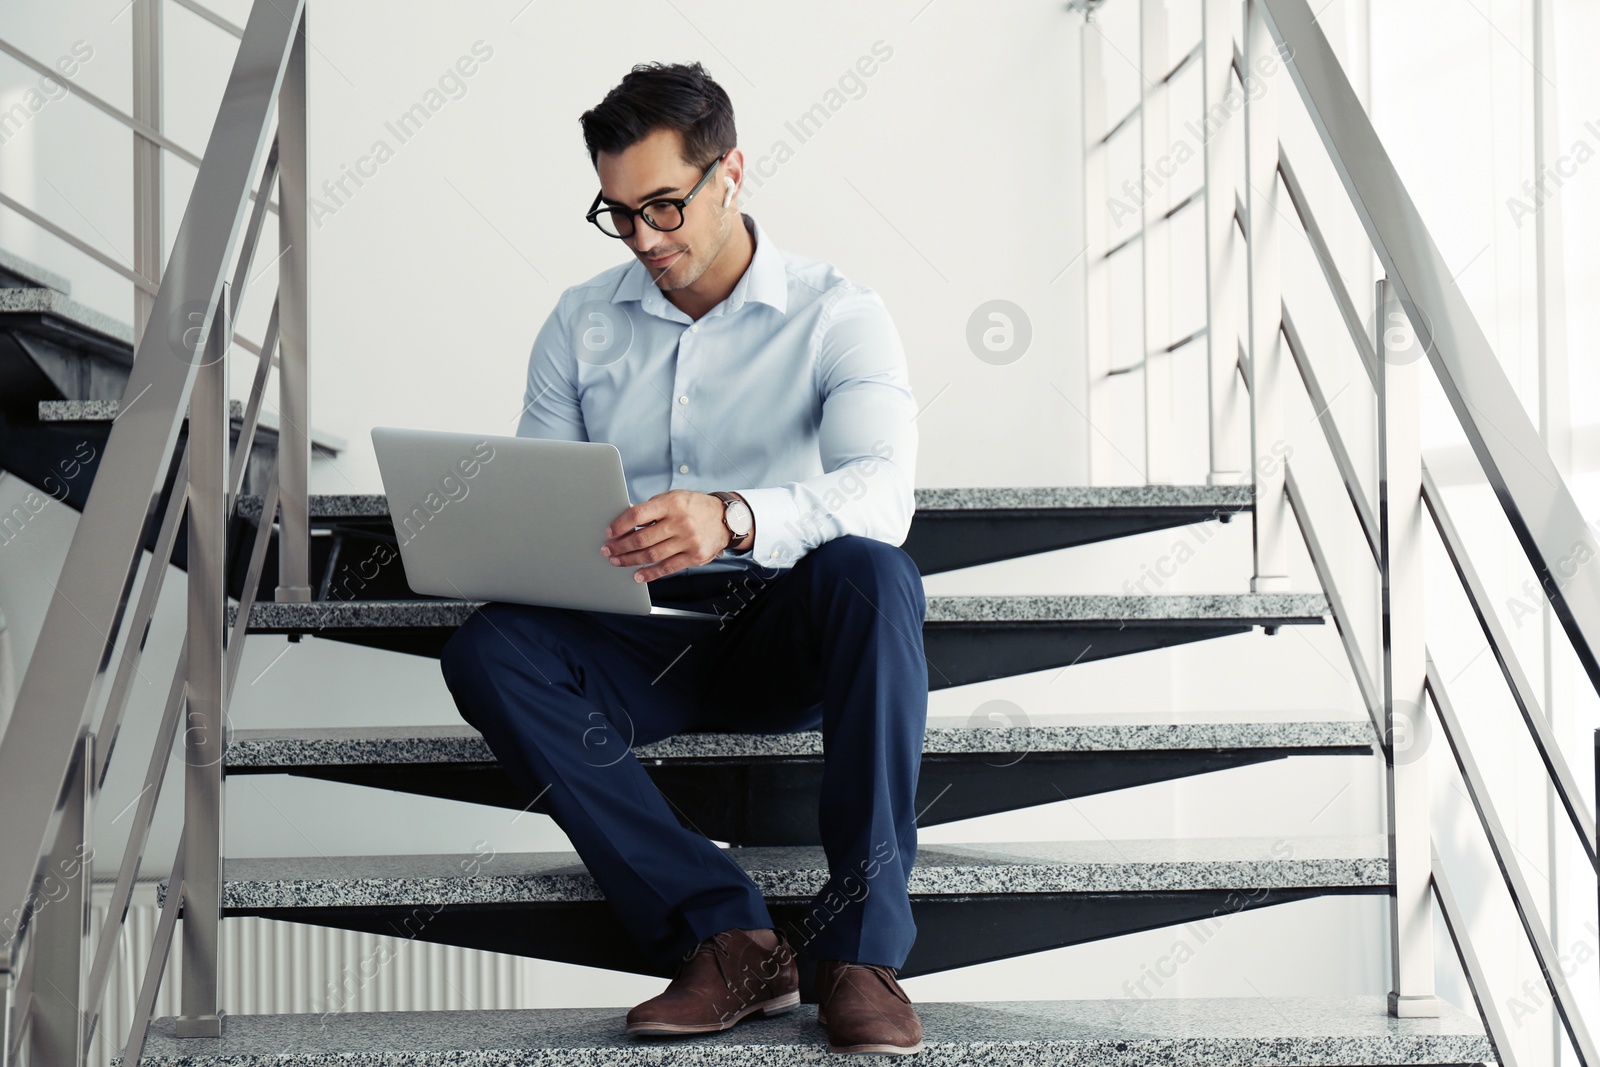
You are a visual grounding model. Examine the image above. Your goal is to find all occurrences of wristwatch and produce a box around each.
[710,490,753,552]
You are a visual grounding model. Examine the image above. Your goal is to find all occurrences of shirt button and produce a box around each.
[678,463,690,473]
[690,324,699,333]
[678,395,689,405]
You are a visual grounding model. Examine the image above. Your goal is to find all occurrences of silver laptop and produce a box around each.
[371,426,722,619]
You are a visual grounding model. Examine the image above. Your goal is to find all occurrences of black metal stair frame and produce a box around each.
[226,593,1330,678]
[225,716,1375,846]
[159,838,1392,986]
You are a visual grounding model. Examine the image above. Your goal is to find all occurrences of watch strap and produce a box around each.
[710,491,746,550]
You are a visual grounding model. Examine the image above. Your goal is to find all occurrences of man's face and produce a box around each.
[595,127,736,292]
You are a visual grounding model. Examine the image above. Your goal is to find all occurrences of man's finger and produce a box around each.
[606,517,680,563]
[634,550,697,584]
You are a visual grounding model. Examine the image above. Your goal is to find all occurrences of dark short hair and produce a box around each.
[579,61,735,172]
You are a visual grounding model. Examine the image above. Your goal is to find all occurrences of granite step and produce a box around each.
[0,284,131,345]
[233,484,1258,576]
[38,397,245,422]
[226,710,1376,845]
[0,246,73,294]
[121,994,1493,1066]
[227,592,1329,683]
[159,836,1389,978]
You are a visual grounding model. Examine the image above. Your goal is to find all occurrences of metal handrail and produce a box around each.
[1279,305,1378,561]
[0,2,307,1063]
[1259,0,1597,1046]
[1421,465,1599,867]
[1430,855,1515,1067]
[0,186,160,295]
[1426,662,1599,1064]
[1276,149,1378,389]
[1282,463,1382,730]
[1260,0,1600,688]
[1081,0,1599,1045]
[0,34,280,214]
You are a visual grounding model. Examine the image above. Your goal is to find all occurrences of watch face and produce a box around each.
[726,500,753,537]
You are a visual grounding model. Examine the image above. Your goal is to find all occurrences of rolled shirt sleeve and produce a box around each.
[733,284,918,571]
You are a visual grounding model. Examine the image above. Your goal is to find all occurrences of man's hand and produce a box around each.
[601,489,746,583]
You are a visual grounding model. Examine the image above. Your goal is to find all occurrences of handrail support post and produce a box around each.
[132,0,163,342]
[175,283,230,1038]
[1245,0,1290,591]
[1377,277,1442,1018]
[28,734,93,1067]
[1203,0,1247,486]
[275,7,312,603]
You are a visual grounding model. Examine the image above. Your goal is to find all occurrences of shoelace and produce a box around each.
[824,961,911,1005]
[674,931,738,988]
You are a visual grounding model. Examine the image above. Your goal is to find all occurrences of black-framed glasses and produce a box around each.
[585,151,728,239]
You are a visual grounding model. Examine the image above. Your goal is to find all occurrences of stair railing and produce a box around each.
[1076,0,1600,1059]
[0,1,313,1064]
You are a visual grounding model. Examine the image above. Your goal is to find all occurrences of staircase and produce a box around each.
[4,0,1598,1064]
[142,492,1477,1065]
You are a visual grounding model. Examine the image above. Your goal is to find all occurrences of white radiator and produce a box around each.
[88,884,526,1067]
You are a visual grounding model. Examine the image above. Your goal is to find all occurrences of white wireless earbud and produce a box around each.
[722,176,737,207]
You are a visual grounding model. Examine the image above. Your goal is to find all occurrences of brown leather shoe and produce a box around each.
[815,959,924,1054]
[626,928,800,1037]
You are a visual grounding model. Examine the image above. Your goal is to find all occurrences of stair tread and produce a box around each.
[234,484,1257,521]
[0,246,72,294]
[226,710,1375,768]
[38,398,245,422]
[0,285,134,344]
[123,995,1491,1065]
[228,593,1330,631]
[185,836,1389,910]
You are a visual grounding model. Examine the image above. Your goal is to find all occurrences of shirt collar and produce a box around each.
[611,212,787,318]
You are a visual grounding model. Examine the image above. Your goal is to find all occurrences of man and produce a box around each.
[439,60,928,1056]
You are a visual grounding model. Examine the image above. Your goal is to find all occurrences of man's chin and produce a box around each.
[648,258,695,291]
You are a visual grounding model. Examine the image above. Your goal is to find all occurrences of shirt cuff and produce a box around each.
[729,485,806,571]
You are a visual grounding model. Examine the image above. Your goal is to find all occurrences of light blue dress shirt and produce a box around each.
[516,212,918,582]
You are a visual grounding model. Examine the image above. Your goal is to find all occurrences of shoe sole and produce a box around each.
[816,1007,924,1055]
[627,990,801,1036]
[827,1040,926,1055]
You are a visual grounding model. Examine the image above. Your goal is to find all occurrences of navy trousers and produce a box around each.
[438,534,929,973]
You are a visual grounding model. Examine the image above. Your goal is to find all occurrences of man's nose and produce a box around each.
[630,223,666,254]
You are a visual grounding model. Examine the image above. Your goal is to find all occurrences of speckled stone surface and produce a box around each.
[38,398,243,422]
[229,598,482,632]
[236,492,389,520]
[120,994,1491,1066]
[915,484,1257,511]
[225,710,1376,769]
[231,594,1329,633]
[922,593,1327,623]
[162,836,1388,910]
[0,245,72,293]
[231,485,1258,523]
[0,285,134,343]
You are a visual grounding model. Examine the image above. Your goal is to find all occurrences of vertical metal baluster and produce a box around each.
[132,0,163,343]
[1203,0,1246,485]
[1531,9,1572,1060]
[1,961,9,1067]
[1243,0,1289,591]
[1377,277,1440,1018]
[1140,0,1173,484]
[1082,10,1115,486]
[276,9,312,603]
[30,734,92,1067]
[176,284,230,1038]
